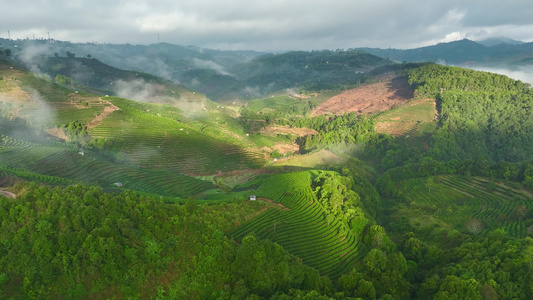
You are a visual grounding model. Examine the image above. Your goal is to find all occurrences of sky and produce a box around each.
[1,0,533,51]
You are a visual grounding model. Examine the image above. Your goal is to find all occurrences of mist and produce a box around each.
[174,99,207,119]
[192,58,231,76]
[113,79,167,102]
[124,55,173,80]
[27,88,56,129]
[18,43,52,77]
[471,65,533,85]
[113,78,206,119]
[0,88,57,144]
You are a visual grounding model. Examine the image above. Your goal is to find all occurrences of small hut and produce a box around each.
[249,195,256,201]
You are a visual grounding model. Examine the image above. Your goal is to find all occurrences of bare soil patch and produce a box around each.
[87,99,120,129]
[311,74,414,116]
[261,125,318,137]
[374,121,417,136]
[261,143,300,155]
[0,190,16,199]
[0,85,32,104]
[45,127,69,141]
[275,149,343,168]
[258,197,290,210]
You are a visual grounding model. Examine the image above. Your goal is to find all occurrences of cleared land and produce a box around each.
[311,74,414,116]
[274,150,343,168]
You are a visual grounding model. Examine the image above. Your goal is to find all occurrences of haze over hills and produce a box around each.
[1,38,533,299]
[354,38,533,67]
[3,37,532,100]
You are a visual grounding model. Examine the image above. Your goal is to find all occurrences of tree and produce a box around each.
[512,206,527,222]
[434,276,482,300]
[363,249,387,275]
[466,218,483,235]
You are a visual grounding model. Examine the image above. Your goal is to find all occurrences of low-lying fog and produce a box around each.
[471,66,533,86]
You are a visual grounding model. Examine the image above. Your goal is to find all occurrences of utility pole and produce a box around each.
[7,30,10,40]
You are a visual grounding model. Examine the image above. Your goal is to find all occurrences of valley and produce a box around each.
[0,41,532,299]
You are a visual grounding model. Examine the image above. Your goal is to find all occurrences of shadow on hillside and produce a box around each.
[387,76,414,100]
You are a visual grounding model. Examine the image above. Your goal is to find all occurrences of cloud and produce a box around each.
[113,79,166,102]
[2,1,533,51]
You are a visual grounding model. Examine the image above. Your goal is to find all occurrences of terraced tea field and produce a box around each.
[228,171,365,278]
[89,97,264,175]
[0,134,213,197]
[390,175,533,238]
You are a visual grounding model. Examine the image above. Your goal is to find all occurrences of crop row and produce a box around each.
[408,175,533,238]
[89,112,263,174]
[228,171,363,278]
[0,134,213,197]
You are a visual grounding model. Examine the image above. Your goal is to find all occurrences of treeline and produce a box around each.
[0,178,432,299]
[280,113,377,152]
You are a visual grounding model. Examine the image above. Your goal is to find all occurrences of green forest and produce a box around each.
[1,47,533,300]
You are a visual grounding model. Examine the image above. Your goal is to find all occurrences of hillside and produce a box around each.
[1,49,533,299]
[1,39,391,101]
[37,56,207,106]
[311,74,414,116]
[0,61,264,193]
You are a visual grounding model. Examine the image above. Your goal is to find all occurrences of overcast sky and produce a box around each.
[2,0,532,51]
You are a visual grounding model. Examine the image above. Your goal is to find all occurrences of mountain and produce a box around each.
[477,37,525,47]
[354,38,533,67]
[1,39,391,101]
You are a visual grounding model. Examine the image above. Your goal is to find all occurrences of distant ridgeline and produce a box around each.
[407,64,533,162]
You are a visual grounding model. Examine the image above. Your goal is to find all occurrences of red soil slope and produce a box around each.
[311,74,414,116]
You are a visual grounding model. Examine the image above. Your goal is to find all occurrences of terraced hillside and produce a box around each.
[228,171,365,278]
[0,61,264,194]
[89,97,264,175]
[0,134,213,197]
[389,175,533,239]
